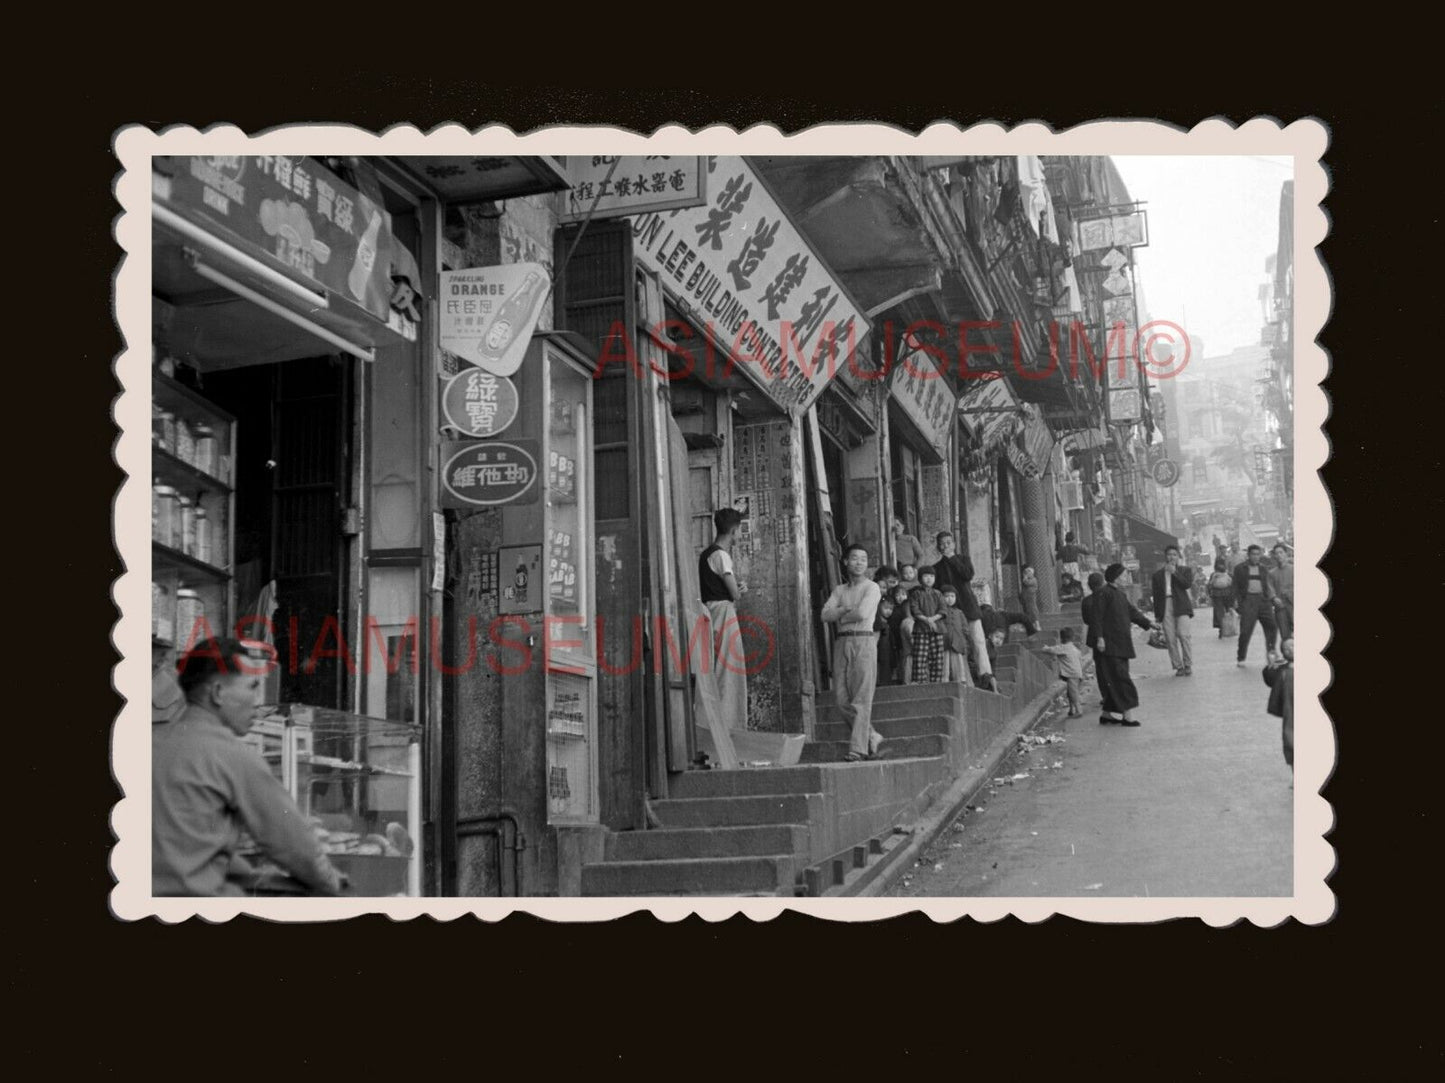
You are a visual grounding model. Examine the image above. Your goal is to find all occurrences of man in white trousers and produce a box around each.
[822,543,884,761]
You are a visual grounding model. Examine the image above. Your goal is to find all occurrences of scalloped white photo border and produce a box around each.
[111,119,1332,925]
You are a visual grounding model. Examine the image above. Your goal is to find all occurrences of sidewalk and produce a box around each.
[887,626,1293,897]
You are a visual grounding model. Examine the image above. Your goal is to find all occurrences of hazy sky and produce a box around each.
[1113,156,1293,358]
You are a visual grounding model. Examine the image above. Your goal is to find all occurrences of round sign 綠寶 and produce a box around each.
[1152,458,1181,488]
[442,367,520,438]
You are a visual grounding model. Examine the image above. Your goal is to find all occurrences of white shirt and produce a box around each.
[707,547,734,578]
[822,579,881,633]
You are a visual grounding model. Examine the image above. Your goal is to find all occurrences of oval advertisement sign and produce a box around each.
[442,368,520,438]
[441,440,540,508]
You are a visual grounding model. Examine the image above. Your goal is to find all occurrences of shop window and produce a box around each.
[890,439,922,537]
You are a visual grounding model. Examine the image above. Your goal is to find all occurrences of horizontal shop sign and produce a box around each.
[153,156,405,326]
[632,156,867,416]
[560,156,706,222]
[440,440,540,508]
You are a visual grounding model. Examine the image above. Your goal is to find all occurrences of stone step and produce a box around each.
[799,733,949,764]
[871,681,972,704]
[669,766,826,800]
[813,714,951,744]
[649,793,823,828]
[605,824,807,862]
[817,695,961,725]
[581,855,795,896]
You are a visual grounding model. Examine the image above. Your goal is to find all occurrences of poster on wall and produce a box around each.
[439,264,550,377]
[499,544,543,615]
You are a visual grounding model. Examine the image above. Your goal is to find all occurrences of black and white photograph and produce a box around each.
[113,122,1330,921]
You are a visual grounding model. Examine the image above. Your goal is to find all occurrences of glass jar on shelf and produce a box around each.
[154,482,178,545]
[177,495,195,555]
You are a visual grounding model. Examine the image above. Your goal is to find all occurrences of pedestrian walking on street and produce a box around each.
[1209,558,1236,638]
[1233,544,1280,667]
[1269,544,1295,641]
[1262,637,1295,772]
[1081,571,1113,714]
[1040,626,1085,717]
[821,543,885,761]
[906,566,947,683]
[699,508,749,731]
[1152,544,1196,676]
[1093,563,1160,726]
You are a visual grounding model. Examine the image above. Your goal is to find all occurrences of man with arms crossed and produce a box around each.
[822,544,884,762]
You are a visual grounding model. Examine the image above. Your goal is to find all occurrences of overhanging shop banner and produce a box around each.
[152,155,400,324]
[439,264,551,377]
[631,157,868,415]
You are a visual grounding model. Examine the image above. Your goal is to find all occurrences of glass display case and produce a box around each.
[241,704,423,896]
[541,338,598,823]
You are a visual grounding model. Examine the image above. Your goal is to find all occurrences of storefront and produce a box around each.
[151,154,431,896]
[884,345,955,573]
[151,152,572,898]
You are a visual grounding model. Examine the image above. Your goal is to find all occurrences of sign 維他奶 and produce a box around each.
[440,264,551,377]
[889,348,955,456]
[560,157,706,222]
[631,157,867,416]
[153,156,405,325]
[441,368,520,438]
[440,440,540,508]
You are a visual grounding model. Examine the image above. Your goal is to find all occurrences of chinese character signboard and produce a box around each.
[153,156,403,325]
[1152,459,1181,487]
[441,440,540,508]
[1075,210,1148,251]
[1110,386,1143,422]
[631,156,868,416]
[957,376,1019,452]
[442,368,520,438]
[889,349,955,456]
[439,264,551,377]
[561,157,706,222]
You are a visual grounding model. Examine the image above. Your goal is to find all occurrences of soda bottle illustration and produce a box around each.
[348,208,383,302]
[477,270,547,368]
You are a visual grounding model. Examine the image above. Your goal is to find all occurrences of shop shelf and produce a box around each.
[153,446,232,494]
[153,541,231,584]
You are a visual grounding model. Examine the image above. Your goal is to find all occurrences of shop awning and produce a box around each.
[153,156,422,365]
[392,155,568,202]
[1113,511,1178,558]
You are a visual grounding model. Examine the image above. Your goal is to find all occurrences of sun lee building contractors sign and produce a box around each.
[631,157,868,415]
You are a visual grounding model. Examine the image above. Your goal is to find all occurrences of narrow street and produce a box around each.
[889,627,1293,898]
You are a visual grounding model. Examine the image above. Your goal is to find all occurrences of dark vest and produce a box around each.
[699,543,731,603]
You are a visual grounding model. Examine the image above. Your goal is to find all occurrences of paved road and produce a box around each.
[889,625,1293,898]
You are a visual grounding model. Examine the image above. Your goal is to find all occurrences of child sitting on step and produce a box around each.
[1040,626,1085,718]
